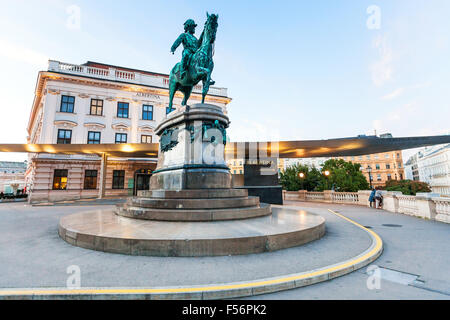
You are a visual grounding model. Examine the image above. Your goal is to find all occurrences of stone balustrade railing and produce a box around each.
[433,197,450,223]
[48,60,228,97]
[305,192,325,201]
[397,195,418,216]
[282,190,450,224]
[332,192,359,204]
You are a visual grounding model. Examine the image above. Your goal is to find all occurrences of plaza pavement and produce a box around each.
[0,200,448,299]
[244,201,450,300]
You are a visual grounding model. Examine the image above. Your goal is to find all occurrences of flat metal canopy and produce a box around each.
[1,134,449,159]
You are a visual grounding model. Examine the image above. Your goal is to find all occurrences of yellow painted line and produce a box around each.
[0,209,382,297]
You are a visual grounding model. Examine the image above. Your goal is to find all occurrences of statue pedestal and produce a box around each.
[59,104,326,257]
[150,104,231,190]
[117,103,271,221]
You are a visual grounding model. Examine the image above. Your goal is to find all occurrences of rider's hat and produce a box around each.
[184,19,197,31]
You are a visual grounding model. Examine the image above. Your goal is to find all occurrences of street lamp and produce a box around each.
[298,172,306,190]
[323,170,331,190]
[367,165,373,189]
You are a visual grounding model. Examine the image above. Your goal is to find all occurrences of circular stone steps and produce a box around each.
[59,207,325,257]
[115,202,272,221]
[127,196,260,210]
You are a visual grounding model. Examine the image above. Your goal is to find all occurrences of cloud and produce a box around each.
[381,88,404,100]
[411,82,431,89]
[0,38,48,67]
[370,35,393,87]
[372,102,418,134]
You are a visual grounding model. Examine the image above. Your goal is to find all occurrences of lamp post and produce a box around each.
[323,170,330,190]
[298,172,305,190]
[367,166,373,189]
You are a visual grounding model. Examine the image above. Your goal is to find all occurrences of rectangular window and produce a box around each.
[53,169,68,190]
[375,164,380,170]
[84,170,98,190]
[60,95,75,113]
[90,99,103,116]
[398,162,402,168]
[141,135,152,143]
[377,174,382,181]
[142,105,153,120]
[87,131,101,144]
[115,133,127,144]
[117,102,129,118]
[366,155,371,160]
[385,154,390,158]
[112,170,125,189]
[387,174,392,181]
[57,129,72,144]
[386,164,391,169]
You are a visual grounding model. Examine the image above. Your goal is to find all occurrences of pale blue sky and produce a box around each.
[0,0,449,161]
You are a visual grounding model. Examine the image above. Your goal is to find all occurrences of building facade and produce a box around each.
[0,161,27,194]
[226,158,285,175]
[404,153,420,181]
[415,144,450,195]
[26,60,231,203]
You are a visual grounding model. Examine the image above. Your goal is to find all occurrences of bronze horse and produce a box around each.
[168,13,218,112]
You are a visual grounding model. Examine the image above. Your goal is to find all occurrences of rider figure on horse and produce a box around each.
[170,19,203,80]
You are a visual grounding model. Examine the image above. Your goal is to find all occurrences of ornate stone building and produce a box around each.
[406,144,450,196]
[337,151,405,188]
[26,60,231,203]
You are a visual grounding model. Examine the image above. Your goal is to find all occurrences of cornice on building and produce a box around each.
[27,60,232,136]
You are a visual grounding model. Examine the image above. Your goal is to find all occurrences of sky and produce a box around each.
[0,0,449,162]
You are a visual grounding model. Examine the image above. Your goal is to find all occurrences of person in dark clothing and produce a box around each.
[369,188,376,208]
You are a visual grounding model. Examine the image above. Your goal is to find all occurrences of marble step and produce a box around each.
[137,188,248,199]
[127,196,260,210]
[115,202,272,221]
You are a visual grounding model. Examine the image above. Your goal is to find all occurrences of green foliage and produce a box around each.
[320,159,370,192]
[279,164,324,191]
[279,159,370,192]
[384,180,431,195]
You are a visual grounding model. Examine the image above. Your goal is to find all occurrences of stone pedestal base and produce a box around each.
[59,207,325,257]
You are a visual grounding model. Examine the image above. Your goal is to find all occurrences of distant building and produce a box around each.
[282,158,328,170]
[0,161,27,193]
[404,154,420,181]
[336,151,405,188]
[415,144,450,195]
[226,158,284,175]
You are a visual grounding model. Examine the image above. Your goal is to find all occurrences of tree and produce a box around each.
[384,180,431,195]
[318,159,369,192]
[279,159,369,192]
[279,164,323,191]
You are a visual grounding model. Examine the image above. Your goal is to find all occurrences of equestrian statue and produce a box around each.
[168,12,218,112]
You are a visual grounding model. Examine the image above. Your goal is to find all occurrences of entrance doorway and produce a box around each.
[134,168,152,196]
